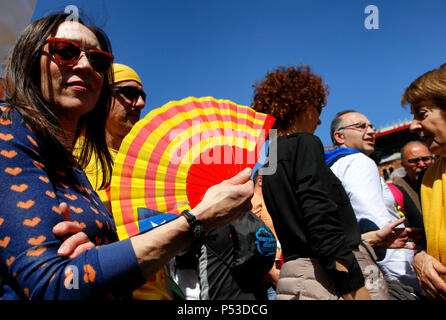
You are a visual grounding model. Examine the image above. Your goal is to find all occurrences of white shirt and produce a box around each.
[330,153,398,228]
[330,152,419,291]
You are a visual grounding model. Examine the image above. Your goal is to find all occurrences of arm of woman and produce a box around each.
[55,169,253,266]
[53,203,95,259]
[55,168,253,265]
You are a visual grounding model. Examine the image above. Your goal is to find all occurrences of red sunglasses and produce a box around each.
[45,37,114,73]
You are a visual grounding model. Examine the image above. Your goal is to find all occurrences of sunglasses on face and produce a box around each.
[45,37,114,73]
[406,156,433,164]
[338,121,376,132]
[113,86,146,103]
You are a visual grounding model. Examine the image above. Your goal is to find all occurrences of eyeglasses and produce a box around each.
[337,122,376,132]
[46,37,114,73]
[113,86,146,103]
[406,156,433,164]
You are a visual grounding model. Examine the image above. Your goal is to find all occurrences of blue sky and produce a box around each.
[31,0,446,146]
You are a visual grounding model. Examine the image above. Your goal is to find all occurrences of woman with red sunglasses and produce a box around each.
[0,13,253,300]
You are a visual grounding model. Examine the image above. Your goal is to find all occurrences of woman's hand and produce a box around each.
[190,167,254,233]
[362,217,424,249]
[52,202,95,259]
[414,251,446,300]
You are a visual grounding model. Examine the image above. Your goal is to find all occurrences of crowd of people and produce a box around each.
[0,12,446,300]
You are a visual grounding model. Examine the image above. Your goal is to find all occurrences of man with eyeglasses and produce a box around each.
[325,110,422,298]
[393,141,433,213]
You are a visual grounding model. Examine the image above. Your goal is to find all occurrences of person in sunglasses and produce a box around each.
[386,141,433,232]
[0,13,253,300]
[326,110,422,298]
[106,64,146,151]
[393,141,433,211]
[77,63,146,214]
[72,63,174,300]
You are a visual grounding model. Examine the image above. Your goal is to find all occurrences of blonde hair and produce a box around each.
[401,63,446,110]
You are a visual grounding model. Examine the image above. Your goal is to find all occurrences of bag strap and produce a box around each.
[325,147,360,167]
[203,242,232,269]
[359,240,377,263]
[387,183,405,212]
[327,153,352,167]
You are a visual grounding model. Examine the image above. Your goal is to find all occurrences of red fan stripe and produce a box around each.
[186,146,255,208]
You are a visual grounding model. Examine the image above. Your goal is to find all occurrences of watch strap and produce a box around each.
[181,210,206,242]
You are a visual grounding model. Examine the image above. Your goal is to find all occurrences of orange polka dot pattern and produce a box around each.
[0,106,144,299]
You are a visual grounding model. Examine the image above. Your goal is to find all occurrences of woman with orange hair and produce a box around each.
[252,65,383,300]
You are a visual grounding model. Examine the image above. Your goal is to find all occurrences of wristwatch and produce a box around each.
[181,210,206,242]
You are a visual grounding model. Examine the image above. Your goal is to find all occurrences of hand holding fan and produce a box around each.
[110,96,275,240]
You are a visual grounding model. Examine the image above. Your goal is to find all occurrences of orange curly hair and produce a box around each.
[251,65,328,133]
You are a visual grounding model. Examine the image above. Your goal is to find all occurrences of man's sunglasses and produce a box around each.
[113,86,146,102]
[406,156,433,164]
[337,121,376,132]
[46,37,114,73]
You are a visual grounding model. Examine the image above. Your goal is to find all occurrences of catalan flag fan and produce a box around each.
[110,96,275,239]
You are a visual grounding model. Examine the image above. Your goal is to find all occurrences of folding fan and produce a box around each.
[110,96,275,240]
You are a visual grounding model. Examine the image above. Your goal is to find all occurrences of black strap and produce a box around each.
[182,210,206,242]
[327,153,352,167]
[203,243,232,269]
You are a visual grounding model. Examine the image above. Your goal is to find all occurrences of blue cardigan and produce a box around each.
[0,105,145,299]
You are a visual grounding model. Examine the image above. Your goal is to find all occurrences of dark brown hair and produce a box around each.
[4,13,113,188]
[251,65,328,134]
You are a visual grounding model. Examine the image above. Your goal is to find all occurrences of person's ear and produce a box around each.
[333,130,345,145]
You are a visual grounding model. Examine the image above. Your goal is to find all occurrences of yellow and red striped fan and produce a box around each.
[110,96,275,240]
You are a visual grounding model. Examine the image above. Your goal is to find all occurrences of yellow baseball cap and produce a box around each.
[113,63,142,85]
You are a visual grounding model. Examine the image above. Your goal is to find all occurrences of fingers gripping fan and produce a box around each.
[110,96,275,240]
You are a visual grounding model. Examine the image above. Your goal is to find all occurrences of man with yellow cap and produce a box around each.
[82,63,146,212]
[73,64,175,300]
[106,63,146,151]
